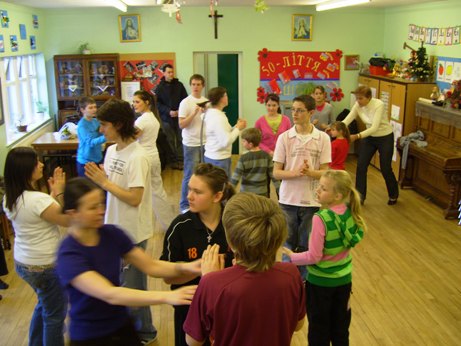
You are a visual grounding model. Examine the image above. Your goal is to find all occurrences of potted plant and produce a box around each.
[36,100,48,117]
[78,42,91,55]
[15,115,28,132]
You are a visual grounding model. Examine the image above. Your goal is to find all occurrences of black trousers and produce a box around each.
[356,132,399,201]
[70,320,141,346]
[0,243,7,276]
[306,282,352,346]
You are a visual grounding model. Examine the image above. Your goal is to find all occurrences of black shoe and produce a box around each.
[388,198,398,205]
[0,279,8,290]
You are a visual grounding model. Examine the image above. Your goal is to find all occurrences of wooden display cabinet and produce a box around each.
[54,54,120,127]
[357,74,435,178]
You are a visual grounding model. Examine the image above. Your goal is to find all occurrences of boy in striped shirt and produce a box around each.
[230,128,280,197]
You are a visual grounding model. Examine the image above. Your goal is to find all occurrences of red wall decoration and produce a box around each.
[258,48,343,103]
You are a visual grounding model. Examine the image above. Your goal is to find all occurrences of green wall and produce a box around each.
[383,0,461,60]
[1,1,460,172]
[42,6,385,125]
[0,1,45,172]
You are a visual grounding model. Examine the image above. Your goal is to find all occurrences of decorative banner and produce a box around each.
[408,24,460,46]
[258,48,342,102]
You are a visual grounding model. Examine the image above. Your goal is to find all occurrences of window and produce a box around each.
[0,53,50,144]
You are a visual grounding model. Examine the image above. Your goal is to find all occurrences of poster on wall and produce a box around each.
[19,24,27,40]
[10,35,18,52]
[1,10,9,28]
[0,35,4,53]
[30,35,36,50]
[119,53,175,94]
[436,56,461,92]
[32,15,39,28]
[258,49,342,103]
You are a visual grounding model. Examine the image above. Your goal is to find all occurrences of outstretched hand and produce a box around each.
[201,244,224,276]
[85,162,108,188]
[165,285,198,306]
[282,246,294,258]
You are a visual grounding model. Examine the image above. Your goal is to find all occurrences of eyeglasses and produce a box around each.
[291,108,308,114]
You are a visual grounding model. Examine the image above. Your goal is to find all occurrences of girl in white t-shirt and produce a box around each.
[133,90,175,230]
[3,147,69,346]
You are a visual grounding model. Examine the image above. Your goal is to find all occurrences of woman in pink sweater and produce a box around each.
[255,94,291,156]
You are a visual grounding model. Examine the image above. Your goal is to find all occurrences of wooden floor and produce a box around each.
[1,155,461,345]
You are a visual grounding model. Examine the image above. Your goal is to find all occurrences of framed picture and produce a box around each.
[292,14,312,41]
[119,14,141,43]
[345,55,360,70]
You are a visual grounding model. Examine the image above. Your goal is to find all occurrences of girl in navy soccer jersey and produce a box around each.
[160,163,235,346]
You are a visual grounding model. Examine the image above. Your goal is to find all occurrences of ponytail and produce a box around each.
[322,170,366,232]
[348,186,366,232]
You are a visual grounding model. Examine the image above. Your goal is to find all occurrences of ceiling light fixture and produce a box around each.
[316,0,371,11]
[106,0,128,12]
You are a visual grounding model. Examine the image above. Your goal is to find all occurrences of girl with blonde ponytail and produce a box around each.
[283,169,365,345]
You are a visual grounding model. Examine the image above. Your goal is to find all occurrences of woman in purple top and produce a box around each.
[255,93,292,156]
[57,177,201,346]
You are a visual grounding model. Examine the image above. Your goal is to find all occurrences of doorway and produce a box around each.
[193,52,242,154]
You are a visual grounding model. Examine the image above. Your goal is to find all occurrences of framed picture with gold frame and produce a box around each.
[119,14,141,43]
[292,14,312,41]
[344,55,360,70]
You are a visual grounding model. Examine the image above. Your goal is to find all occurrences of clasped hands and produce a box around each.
[293,159,312,178]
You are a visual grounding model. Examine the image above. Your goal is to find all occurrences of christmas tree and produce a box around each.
[408,42,431,80]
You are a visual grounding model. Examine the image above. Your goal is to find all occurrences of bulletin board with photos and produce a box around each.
[119,53,176,96]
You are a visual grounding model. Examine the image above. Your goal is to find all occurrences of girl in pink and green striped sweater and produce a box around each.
[283,170,365,345]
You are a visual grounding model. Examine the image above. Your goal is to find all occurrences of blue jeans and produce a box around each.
[204,156,232,179]
[15,262,67,346]
[180,145,203,211]
[279,204,319,280]
[121,240,157,341]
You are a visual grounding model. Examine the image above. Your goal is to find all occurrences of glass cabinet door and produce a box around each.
[56,60,84,98]
[88,59,117,98]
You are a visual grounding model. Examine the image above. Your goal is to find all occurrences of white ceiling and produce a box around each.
[4,0,446,10]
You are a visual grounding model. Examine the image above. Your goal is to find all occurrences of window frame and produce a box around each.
[0,53,51,145]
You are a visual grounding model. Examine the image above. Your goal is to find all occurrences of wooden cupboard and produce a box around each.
[54,54,120,127]
[357,74,435,178]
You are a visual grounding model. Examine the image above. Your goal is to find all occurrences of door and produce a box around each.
[193,52,242,154]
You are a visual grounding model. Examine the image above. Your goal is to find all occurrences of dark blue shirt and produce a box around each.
[57,225,134,341]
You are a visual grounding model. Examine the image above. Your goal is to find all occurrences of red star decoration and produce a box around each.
[334,49,343,59]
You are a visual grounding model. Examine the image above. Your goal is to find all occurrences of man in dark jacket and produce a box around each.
[154,64,188,169]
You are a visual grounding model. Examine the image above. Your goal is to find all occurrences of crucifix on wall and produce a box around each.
[208,10,223,39]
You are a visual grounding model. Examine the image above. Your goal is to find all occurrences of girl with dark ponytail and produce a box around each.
[133,90,176,231]
[160,163,235,346]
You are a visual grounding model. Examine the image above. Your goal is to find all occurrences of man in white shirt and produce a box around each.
[178,74,208,213]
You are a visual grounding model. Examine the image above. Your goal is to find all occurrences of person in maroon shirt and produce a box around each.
[329,121,350,170]
[184,193,306,346]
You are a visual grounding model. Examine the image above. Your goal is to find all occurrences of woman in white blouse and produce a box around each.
[203,87,246,177]
[342,86,399,205]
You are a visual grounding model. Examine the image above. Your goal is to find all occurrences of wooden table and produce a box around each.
[32,132,79,178]
[31,132,79,152]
